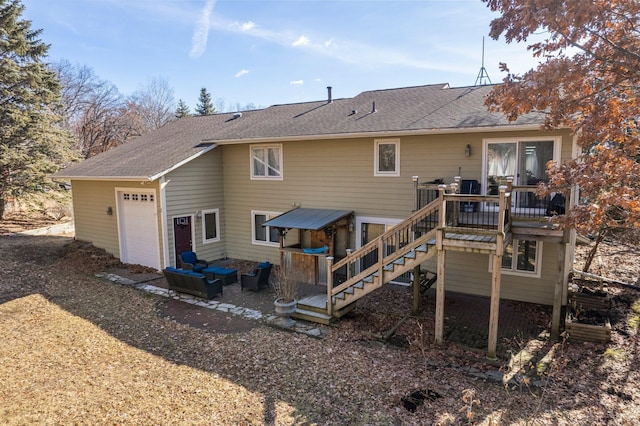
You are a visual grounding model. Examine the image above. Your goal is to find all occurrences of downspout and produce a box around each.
[160,176,170,268]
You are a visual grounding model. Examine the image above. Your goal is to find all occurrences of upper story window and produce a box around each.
[202,208,220,243]
[374,139,400,177]
[251,144,282,180]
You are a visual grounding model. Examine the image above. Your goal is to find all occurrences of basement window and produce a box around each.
[490,239,542,277]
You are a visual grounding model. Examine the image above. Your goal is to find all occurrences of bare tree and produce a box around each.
[129,77,176,132]
[51,61,144,158]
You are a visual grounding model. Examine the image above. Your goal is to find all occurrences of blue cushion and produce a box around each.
[192,265,206,273]
[303,246,328,254]
[257,262,271,269]
[181,251,197,264]
[187,271,205,278]
[165,267,178,273]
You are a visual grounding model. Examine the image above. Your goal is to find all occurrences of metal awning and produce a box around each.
[263,208,353,231]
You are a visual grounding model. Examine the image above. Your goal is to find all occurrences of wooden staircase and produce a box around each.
[294,199,441,324]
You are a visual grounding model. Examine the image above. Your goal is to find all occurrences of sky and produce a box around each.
[22,0,543,112]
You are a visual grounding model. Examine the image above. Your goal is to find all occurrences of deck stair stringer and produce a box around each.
[295,198,441,324]
[333,236,437,311]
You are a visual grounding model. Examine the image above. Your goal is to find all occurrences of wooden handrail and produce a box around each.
[328,197,441,305]
[331,197,441,271]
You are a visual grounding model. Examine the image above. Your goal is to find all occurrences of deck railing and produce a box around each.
[511,185,567,220]
[417,178,567,223]
[436,180,512,233]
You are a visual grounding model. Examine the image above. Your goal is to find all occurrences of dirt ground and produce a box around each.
[1,215,640,425]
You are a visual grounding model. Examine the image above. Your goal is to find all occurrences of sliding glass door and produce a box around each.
[484,138,559,210]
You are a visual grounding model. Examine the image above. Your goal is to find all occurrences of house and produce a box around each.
[54,83,576,357]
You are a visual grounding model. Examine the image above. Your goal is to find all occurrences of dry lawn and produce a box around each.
[1,221,639,425]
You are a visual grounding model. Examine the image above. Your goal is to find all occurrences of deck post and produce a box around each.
[451,178,460,227]
[412,265,421,315]
[438,185,447,228]
[412,176,419,212]
[435,249,446,345]
[551,243,566,340]
[488,253,502,359]
[487,186,508,359]
[326,256,334,316]
[378,237,384,282]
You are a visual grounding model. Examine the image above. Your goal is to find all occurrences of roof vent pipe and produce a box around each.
[371,101,377,113]
[327,86,333,103]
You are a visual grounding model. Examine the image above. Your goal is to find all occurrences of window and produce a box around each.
[251,144,282,179]
[252,211,281,246]
[202,209,220,243]
[491,239,542,277]
[374,139,400,176]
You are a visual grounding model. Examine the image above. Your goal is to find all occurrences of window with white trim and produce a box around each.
[491,239,542,277]
[202,209,220,243]
[251,144,282,179]
[374,139,400,176]
[252,211,281,246]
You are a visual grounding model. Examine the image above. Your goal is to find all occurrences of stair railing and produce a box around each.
[327,197,442,314]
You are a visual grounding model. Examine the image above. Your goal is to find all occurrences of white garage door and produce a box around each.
[117,190,161,270]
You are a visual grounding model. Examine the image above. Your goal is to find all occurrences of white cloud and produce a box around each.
[235,69,249,78]
[292,35,310,47]
[290,80,304,85]
[190,0,216,58]
[240,21,256,31]
[324,38,335,48]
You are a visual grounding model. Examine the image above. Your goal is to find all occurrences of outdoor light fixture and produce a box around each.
[196,210,202,219]
[106,206,113,215]
[465,144,472,157]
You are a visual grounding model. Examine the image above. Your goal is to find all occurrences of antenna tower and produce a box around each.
[474,37,492,86]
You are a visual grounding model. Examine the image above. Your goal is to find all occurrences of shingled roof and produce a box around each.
[54,83,545,180]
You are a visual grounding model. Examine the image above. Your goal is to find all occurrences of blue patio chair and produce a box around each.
[178,251,211,273]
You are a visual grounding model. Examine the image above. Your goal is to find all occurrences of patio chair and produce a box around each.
[240,262,272,292]
[179,251,211,273]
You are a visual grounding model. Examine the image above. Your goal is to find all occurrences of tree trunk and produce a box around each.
[583,229,607,274]
[0,198,5,220]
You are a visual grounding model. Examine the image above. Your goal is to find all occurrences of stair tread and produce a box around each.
[293,308,333,320]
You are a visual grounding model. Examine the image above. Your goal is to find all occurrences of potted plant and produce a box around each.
[272,266,300,327]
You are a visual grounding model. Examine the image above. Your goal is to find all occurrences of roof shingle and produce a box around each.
[54,83,545,179]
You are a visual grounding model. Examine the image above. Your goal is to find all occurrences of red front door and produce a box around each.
[174,216,192,267]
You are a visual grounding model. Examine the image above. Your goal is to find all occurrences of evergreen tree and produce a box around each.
[195,87,215,115]
[0,0,76,218]
[175,99,191,118]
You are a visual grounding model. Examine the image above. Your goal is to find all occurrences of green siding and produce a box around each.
[165,150,225,266]
[420,242,560,306]
[70,180,162,263]
[222,129,573,266]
